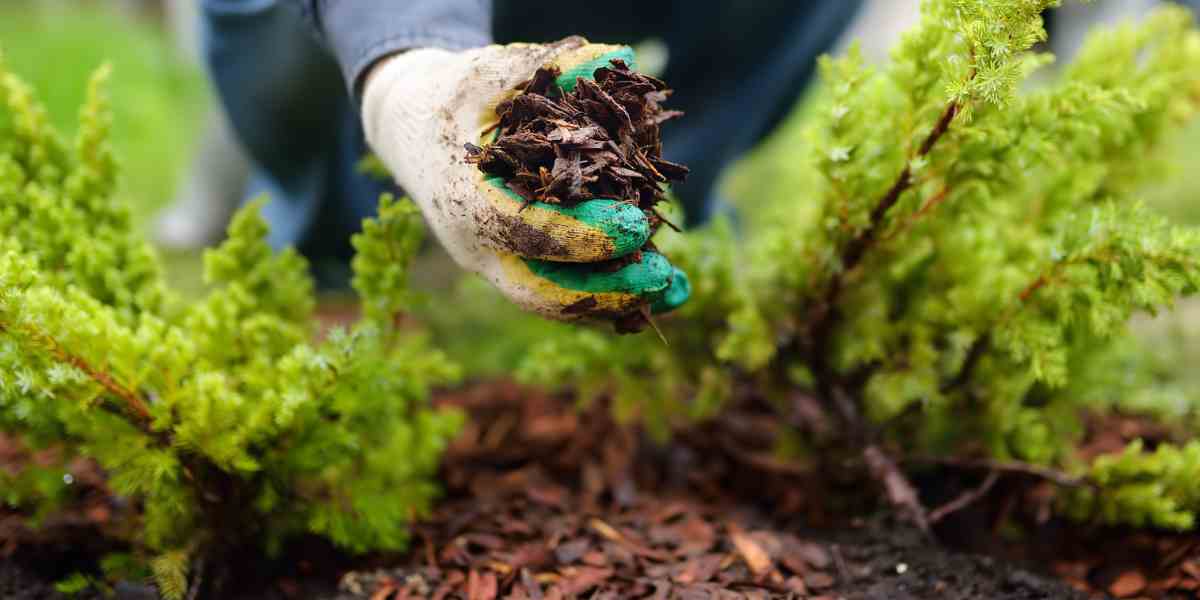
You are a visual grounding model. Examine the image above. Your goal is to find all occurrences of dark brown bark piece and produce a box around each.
[467,59,688,217]
[465,59,690,332]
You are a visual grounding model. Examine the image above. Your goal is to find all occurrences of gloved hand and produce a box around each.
[361,37,690,323]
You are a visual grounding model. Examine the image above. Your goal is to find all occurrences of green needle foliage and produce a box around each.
[0,56,461,596]
[520,2,1200,529]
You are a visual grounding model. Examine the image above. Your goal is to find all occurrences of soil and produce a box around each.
[2,382,1198,599]
[0,561,73,600]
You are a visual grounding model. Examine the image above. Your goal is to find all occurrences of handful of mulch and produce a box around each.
[466,58,688,331]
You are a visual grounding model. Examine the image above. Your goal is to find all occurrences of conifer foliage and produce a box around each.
[0,57,461,596]
[520,2,1200,529]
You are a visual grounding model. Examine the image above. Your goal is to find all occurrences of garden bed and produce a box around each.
[4,381,1198,599]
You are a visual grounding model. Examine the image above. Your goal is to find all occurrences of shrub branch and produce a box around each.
[904,455,1091,488]
[928,470,1000,524]
[796,99,966,533]
[9,320,156,434]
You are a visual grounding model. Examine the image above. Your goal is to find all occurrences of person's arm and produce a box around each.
[293,0,493,94]
[288,2,689,322]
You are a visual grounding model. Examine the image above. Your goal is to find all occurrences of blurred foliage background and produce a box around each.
[3,0,1198,391]
[0,2,207,227]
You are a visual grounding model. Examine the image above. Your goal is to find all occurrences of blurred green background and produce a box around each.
[3,0,1198,391]
[0,3,207,227]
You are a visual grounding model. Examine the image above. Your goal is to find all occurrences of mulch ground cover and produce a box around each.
[2,381,1199,599]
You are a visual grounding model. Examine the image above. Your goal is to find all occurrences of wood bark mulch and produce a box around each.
[2,382,1199,599]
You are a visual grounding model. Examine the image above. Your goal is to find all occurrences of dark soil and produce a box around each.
[3,382,1199,599]
[0,560,78,600]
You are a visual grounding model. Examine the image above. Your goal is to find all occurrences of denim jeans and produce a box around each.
[200,0,863,267]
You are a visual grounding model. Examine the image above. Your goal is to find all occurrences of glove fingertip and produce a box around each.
[650,267,691,314]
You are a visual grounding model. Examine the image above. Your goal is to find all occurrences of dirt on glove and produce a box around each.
[466,59,689,331]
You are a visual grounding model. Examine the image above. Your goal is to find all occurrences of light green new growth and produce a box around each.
[519,1,1200,530]
[1066,439,1200,529]
[352,193,424,325]
[0,56,461,597]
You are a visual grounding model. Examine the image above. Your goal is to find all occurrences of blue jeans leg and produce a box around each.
[201,0,387,268]
[494,0,864,225]
[204,0,862,275]
[657,1,864,225]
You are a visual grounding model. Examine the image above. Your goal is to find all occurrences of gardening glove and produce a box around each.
[361,37,690,323]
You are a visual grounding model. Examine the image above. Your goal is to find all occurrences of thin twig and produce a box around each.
[941,333,990,394]
[648,207,686,232]
[650,206,682,232]
[944,266,1060,395]
[185,555,206,600]
[1018,274,1048,302]
[640,306,668,346]
[904,455,1090,488]
[919,102,960,156]
[718,433,812,476]
[13,321,155,432]
[831,544,850,584]
[840,102,959,283]
[928,470,1001,524]
[882,183,951,243]
[806,100,965,391]
[774,82,970,536]
[48,340,152,423]
[1156,539,1199,573]
[864,445,931,535]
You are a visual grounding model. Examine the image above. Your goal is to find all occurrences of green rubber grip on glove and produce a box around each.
[525,250,672,296]
[556,47,637,92]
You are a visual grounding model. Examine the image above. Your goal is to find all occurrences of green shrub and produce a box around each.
[519,1,1200,529]
[0,58,461,596]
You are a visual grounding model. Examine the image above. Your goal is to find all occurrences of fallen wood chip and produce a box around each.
[805,572,836,590]
[466,570,498,600]
[729,527,773,577]
[794,541,832,570]
[1108,570,1147,598]
[588,518,672,560]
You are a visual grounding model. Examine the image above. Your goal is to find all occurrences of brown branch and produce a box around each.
[762,93,969,535]
[807,100,964,372]
[941,333,990,394]
[942,254,1082,396]
[919,102,960,156]
[942,250,1086,396]
[883,183,951,243]
[864,444,931,534]
[838,102,960,283]
[903,455,1090,488]
[801,99,966,419]
[928,470,1000,524]
[650,206,682,233]
[185,555,206,600]
[4,320,156,435]
[1017,274,1047,303]
[41,335,153,426]
[824,384,933,533]
[781,102,967,536]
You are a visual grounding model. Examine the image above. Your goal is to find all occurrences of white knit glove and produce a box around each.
[361,37,689,322]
